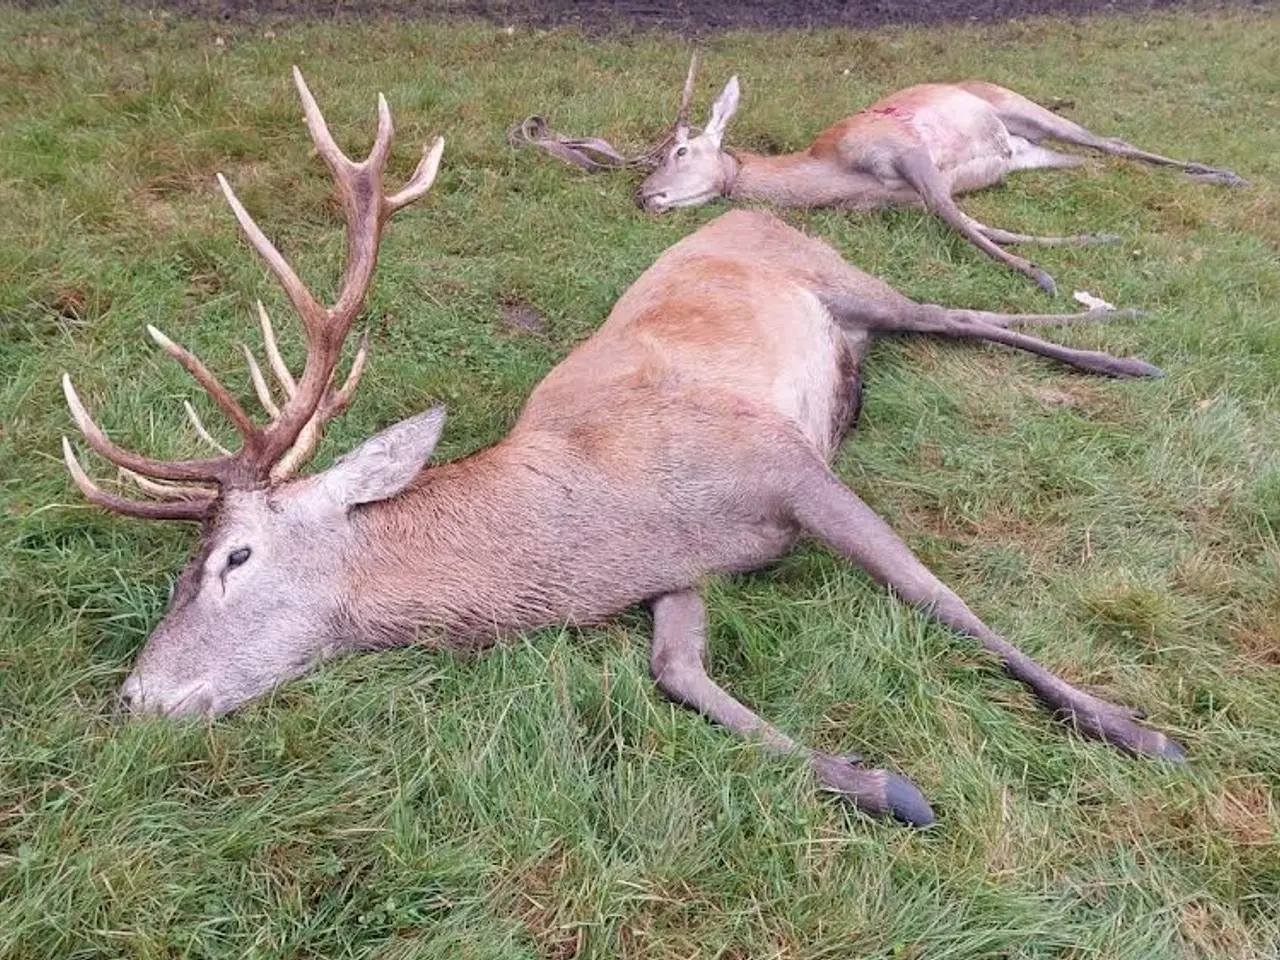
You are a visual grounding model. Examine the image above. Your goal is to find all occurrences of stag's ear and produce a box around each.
[705,76,740,146]
[320,407,446,508]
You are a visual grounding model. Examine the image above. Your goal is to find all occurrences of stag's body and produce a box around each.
[636,69,1244,293]
[730,84,1045,207]
[352,211,863,644]
[65,73,1186,827]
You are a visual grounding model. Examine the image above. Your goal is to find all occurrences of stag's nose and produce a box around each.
[119,674,209,717]
[635,188,665,212]
[119,674,144,712]
[119,675,149,716]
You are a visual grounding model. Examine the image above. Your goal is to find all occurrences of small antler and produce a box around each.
[675,52,700,137]
[62,68,444,520]
[509,52,702,173]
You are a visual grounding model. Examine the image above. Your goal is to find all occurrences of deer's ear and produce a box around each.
[320,407,446,508]
[705,76,740,146]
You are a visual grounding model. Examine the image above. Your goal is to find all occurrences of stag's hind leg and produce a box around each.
[894,150,1059,294]
[967,82,1246,187]
[784,458,1186,761]
[650,589,934,827]
[820,292,1163,379]
[963,138,1121,248]
[964,212,1120,248]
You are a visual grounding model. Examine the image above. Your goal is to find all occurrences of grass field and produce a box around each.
[2,3,1279,957]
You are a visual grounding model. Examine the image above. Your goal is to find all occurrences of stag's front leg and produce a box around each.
[959,212,1120,248]
[650,589,935,826]
[893,150,1059,294]
[784,460,1187,761]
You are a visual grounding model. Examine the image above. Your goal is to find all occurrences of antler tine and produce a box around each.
[147,325,258,439]
[61,437,211,521]
[256,300,297,398]
[183,401,232,455]
[675,52,700,134]
[62,374,232,483]
[241,344,280,419]
[217,173,325,337]
[268,331,370,484]
[292,66,395,180]
[332,330,369,410]
[119,467,219,503]
[386,136,446,215]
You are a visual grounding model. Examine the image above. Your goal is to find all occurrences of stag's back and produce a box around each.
[356,212,912,641]
[522,210,905,461]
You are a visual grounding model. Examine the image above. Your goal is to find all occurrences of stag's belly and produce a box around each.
[914,92,1014,193]
[845,85,1014,195]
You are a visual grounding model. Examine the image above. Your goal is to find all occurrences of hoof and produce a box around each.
[1153,735,1189,763]
[1186,169,1248,188]
[1113,357,1165,379]
[811,753,935,828]
[1055,702,1188,761]
[1032,268,1058,296]
[883,771,936,828]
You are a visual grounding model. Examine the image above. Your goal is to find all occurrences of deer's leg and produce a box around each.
[784,463,1186,761]
[962,214,1120,248]
[894,150,1059,294]
[1007,135,1085,173]
[967,137,1123,246]
[820,293,1163,378]
[1000,110,1245,187]
[650,589,934,826]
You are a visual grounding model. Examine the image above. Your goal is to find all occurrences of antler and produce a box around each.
[674,52,700,138]
[510,52,702,173]
[61,67,444,520]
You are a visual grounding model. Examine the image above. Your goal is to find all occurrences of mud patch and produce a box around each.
[22,0,1270,32]
[499,297,549,338]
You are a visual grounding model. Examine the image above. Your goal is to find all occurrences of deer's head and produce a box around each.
[636,57,740,214]
[62,69,446,718]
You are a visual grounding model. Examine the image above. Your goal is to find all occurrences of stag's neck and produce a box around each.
[342,434,671,650]
[726,149,889,209]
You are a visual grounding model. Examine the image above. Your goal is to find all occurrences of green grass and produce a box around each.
[2,3,1280,957]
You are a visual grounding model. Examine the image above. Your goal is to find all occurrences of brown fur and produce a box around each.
[637,76,1243,292]
[96,203,1183,823]
[352,211,861,644]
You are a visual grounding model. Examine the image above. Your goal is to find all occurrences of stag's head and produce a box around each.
[61,69,445,718]
[636,57,740,214]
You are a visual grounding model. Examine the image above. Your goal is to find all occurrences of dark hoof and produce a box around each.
[1115,357,1165,379]
[1186,169,1248,188]
[1108,724,1189,762]
[1105,358,1167,378]
[883,772,936,827]
[1056,704,1188,761]
[1154,735,1189,762]
[1032,268,1058,296]
[811,753,935,828]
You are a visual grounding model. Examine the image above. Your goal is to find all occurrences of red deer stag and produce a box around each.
[635,57,1244,293]
[63,70,1185,828]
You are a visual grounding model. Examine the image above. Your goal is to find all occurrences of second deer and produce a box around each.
[635,57,1244,293]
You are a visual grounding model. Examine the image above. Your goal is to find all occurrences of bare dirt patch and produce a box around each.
[499,297,549,338]
[19,0,1272,31]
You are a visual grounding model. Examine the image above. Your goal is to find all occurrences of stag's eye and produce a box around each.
[226,547,251,569]
[675,145,688,158]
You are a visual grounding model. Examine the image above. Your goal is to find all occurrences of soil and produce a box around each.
[499,298,549,338]
[23,0,1272,31]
